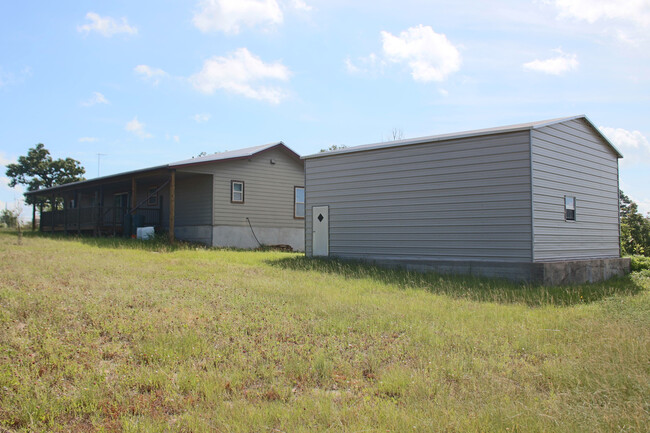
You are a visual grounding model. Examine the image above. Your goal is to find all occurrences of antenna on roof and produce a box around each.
[97,153,107,177]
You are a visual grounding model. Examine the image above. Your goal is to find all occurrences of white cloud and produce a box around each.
[193,0,283,34]
[189,48,291,104]
[553,0,650,27]
[78,137,98,143]
[165,133,181,143]
[523,49,578,75]
[193,113,212,123]
[0,66,31,88]
[598,126,650,156]
[345,53,386,75]
[288,0,312,11]
[81,91,109,107]
[125,117,153,139]
[134,65,168,85]
[0,152,14,167]
[380,25,461,82]
[0,176,23,194]
[77,12,138,37]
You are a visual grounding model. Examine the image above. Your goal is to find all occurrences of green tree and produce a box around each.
[619,190,650,256]
[320,144,348,153]
[5,144,85,207]
[0,209,19,228]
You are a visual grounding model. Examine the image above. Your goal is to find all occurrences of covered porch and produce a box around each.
[27,167,184,241]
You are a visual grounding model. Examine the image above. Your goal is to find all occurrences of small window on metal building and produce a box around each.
[565,196,576,221]
[231,180,244,203]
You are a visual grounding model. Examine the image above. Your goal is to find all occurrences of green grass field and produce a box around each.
[0,231,648,432]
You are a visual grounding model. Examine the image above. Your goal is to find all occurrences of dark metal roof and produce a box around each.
[25,142,300,196]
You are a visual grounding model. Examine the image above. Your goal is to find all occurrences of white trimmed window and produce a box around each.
[231,180,244,203]
[294,186,305,218]
[565,196,576,221]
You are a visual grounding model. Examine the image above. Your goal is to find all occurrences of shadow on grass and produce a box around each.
[268,256,645,307]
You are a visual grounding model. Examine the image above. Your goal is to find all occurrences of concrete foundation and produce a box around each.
[212,225,304,251]
[539,257,631,286]
[356,256,630,285]
[175,225,213,245]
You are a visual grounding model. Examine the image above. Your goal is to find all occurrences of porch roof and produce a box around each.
[25,142,299,197]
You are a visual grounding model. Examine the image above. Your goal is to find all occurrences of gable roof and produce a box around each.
[303,115,623,159]
[25,141,301,196]
[170,141,301,167]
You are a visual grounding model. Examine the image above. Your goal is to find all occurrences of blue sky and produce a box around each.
[1,0,649,217]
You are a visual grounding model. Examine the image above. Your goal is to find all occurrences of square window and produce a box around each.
[565,196,576,221]
[231,181,244,203]
[294,186,305,218]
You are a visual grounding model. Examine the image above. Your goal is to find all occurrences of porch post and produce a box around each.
[51,194,55,232]
[32,203,36,232]
[131,177,137,211]
[63,199,68,235]
[94,190,100,237]
[39,203,43,232]
[169,170,175,243]
[77,193,81,235]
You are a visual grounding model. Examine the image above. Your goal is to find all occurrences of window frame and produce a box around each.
[147,187,158,207]
[564,195,576,221]
[294,186,305,219]
[231,180,245,203]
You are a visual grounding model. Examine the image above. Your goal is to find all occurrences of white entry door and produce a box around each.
[312,205,329,256]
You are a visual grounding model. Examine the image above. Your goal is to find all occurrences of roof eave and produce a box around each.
[169,142,302,168]
[24,164,170,196]
[302,124,536,160]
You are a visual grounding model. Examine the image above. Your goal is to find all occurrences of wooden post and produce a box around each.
[169,170,175,243]
[51,194,55,233]
[39,203,43,232]
[32,203,36,232]
[94,190,100,237]
[63,200,68,235]
[77,193,81,235]
[131,178,137,211]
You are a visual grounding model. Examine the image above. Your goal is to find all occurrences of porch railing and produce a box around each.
[39,206,162,233]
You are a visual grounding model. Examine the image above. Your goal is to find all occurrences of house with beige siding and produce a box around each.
[26,142,305,251]
[303,115,629,284]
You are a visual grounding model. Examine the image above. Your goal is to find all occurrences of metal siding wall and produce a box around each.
[531,119,620,261]
[305,131,533,261]
[182,148,305,229]
[175,174,213,226]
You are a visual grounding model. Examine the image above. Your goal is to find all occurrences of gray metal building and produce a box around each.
[303,115,630,284]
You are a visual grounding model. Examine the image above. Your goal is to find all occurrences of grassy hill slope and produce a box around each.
[0,232,648,432]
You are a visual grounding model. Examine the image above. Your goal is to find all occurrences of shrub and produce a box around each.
[630,255,650,272]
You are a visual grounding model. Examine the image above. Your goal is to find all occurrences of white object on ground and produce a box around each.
[136,226,155,240]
